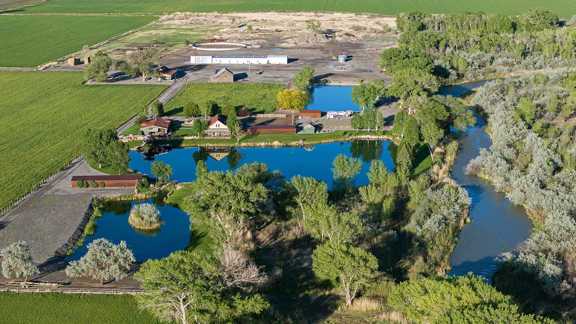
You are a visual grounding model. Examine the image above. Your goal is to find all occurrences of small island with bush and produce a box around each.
[128,203,162,231]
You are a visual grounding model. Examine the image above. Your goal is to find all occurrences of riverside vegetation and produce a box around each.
[466,72,576,319]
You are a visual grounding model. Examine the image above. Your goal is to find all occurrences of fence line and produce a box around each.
[0,157,82,218]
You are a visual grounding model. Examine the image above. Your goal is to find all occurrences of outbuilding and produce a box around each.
[191,55,289,65]
[71,175,142,188]
[297,122,318,134]
[211,68,235,83]
[249,125,296,135]
[298,110,322,119]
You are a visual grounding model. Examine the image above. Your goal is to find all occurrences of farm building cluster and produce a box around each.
[132,107,354,141]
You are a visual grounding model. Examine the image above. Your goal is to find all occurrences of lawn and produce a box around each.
[0,72,165,210]
[0,0,40,11]
[0,293,159,323]
[0,15,154,67]
[166,83,284,115]
[23,0,576,16]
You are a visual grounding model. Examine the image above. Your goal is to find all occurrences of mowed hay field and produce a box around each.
[0,72,165,210]
[166,83,283,115]
[23,0,576,16]
[0,293,159,323]
[0,15,153,67]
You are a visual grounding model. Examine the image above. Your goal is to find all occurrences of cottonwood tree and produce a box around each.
[305,205,364,245]
[187,164,268,240]
[184,102,201,117]
[293,66,315,91]
[127,48,159,80]
[136,251,269,324]
[226,113,241,141]
[83,128,129,174]
[291,176,329,225]
[332,155,362,191]
[85,51,112,82]
[276,89,309,111]
[65,239,134,284]
[152,161,173,185]
[352,80,386,111]
[0,241,38,282]
[219,245,267,291]
[313,242,378,306]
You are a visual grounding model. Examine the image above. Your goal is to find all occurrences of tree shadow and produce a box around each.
[255,231,340,322]
[164,106,183,116]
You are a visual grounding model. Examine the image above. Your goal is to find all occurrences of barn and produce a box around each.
[191,55,289,65]
[249,125,297,134]
[71,175,142,188]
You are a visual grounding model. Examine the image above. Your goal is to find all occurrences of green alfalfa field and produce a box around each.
[0,15,154,67]
[0,293,159,323]
[0,72,165,210]
[20,0,576,16]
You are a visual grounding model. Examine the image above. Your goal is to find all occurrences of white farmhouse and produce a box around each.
[190,55,288,65]
[205,115,231,137]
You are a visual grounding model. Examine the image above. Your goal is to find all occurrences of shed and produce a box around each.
[298,123,318,134]
[249,125,296,135]
[71,175,142,188]
[211,68,235,83]
[67,57,83,66]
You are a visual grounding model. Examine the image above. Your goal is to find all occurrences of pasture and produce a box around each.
[0,293,158,323]
[0,72,165,210]
[23,0,576,16]
[166,83,283,115]
[0,15,153,67]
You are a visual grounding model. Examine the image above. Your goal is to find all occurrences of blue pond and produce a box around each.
[69,200,191,262]
[306,85,360,111]
[130,141,394,188]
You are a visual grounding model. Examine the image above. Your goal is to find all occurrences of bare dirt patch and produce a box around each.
[98,12,397,84]
[161,13,397,83]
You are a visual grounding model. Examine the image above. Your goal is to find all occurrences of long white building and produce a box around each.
[190,55,288,65]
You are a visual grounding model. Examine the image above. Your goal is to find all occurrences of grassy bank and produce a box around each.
[0,72,165,210]
[0,15,154,67]
[21,0,576,15]
[0,293,158,323]
[165,83,284,115]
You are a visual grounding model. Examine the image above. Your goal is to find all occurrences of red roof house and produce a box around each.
[140,118,172,137]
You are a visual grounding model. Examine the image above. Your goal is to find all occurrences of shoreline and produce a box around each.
[137,133,396,150]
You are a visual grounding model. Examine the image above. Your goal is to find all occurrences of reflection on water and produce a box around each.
[130,141,394,188]
[68,200,191,262]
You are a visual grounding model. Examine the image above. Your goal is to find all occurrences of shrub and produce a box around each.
[128,203,162,231]
[66,239,134,284]
[0,241,38,281]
